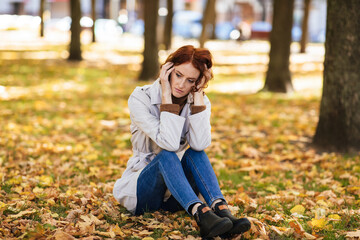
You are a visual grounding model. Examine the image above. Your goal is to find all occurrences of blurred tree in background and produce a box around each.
[313,0,360,153]
[139,0,159,80]
[199,0,216,48]
[163,0,173,50]
[300,0,311,53]
[91,0,96,43]
[39,0,45,37]
[262,0,294,93]
[68,0,82,60]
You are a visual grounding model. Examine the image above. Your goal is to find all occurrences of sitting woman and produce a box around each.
[113,45,251,239]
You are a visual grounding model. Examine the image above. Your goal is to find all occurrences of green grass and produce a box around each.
[50,205,71,218]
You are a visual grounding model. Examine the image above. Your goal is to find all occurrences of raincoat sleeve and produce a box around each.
[128,93,185,152]
[186,96,212,151]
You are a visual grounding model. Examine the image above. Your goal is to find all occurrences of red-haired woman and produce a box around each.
[113,45,250,238]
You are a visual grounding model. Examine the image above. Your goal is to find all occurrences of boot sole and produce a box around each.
[219,220,251,238]
[203,218,233,238]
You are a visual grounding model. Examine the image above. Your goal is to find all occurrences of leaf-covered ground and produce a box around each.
[0,58,359,240]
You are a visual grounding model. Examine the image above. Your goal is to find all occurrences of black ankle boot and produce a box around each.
[194,203,233,238]
[213,201,251,236]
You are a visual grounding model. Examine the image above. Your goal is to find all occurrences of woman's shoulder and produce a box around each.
[129,79,160,105]
[132,79,159,95]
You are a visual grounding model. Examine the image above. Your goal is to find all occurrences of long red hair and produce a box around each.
[162,45,214,90]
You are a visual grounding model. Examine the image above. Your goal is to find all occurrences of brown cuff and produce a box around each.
[191,105,206,114]
[160,104,180,115]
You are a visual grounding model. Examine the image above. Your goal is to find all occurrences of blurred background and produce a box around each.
[0,0,326,94]
[0,0,326,44]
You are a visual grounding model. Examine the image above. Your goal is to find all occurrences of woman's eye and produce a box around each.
[188,79,195,84]
[176,73,181,77]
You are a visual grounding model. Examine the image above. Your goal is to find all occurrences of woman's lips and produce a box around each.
[175,88,183,93]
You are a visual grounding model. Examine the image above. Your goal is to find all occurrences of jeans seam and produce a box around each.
[186,151,214,203]
[159,160,187,208]
[138,157,158,177]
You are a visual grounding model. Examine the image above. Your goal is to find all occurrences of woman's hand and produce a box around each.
[160,62,174,104]
[193,65,211,105]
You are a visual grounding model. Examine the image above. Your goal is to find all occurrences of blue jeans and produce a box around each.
[135,148,225,215]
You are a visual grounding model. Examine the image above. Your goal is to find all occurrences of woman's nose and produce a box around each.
[179,79,185,88]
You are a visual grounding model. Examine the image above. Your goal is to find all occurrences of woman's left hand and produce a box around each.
[194,65,211,93]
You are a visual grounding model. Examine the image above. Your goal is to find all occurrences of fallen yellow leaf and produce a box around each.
[309,218,327,230]
[111,224,125,237]
[290,204,306,215]
[316,199,328,207]
[7,176,22,185]
[266,185,277,193]
[33,186,44,194]
[327,214,341,220]
[38,175,53,187]
[47,199,56,206]
[0,201,7,210]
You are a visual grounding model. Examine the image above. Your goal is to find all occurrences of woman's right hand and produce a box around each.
[160,62,174,104]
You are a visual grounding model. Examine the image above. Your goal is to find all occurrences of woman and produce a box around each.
[113,45,250,239]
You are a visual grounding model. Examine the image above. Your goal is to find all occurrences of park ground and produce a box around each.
[0,33,359,239]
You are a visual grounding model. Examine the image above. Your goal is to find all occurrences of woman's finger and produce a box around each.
[160,62,173,80]
[165,66,174,79]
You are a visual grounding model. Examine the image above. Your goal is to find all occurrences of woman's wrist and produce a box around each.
[162,91,172,104]
[193,91,205,106]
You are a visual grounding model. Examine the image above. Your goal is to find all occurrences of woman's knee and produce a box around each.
[157,150,180,164]
[185,148,206,157]
[159,149,177,157]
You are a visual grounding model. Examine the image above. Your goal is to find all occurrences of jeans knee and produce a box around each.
[186,148,205,157]
[158,150,179,163]
[160,149,177,157]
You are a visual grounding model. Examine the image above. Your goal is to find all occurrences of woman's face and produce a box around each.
[170,62,200,98]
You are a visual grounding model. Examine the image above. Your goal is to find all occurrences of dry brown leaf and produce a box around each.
[66,209,83,221]
[303,232,317,239]
[94,230,116,238]
[9,209,36,219]
[247,217,269,239]
[110,224,126,237]
[289,219,305,235]
[80,214,103,225]
[53,230,76,240]
[80,236,102,240]
[345,229,360,238]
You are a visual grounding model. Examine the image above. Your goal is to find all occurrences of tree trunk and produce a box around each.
[91,0,96,43]
[199,0,216,48]
[313,0,360,153]
[210,2,216,40]
[163,0,173,50]
[68,0,82,61]
[39,0,45,37]
[262,0,294,93]
[300,0,311,53]
[138,0,159,81]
